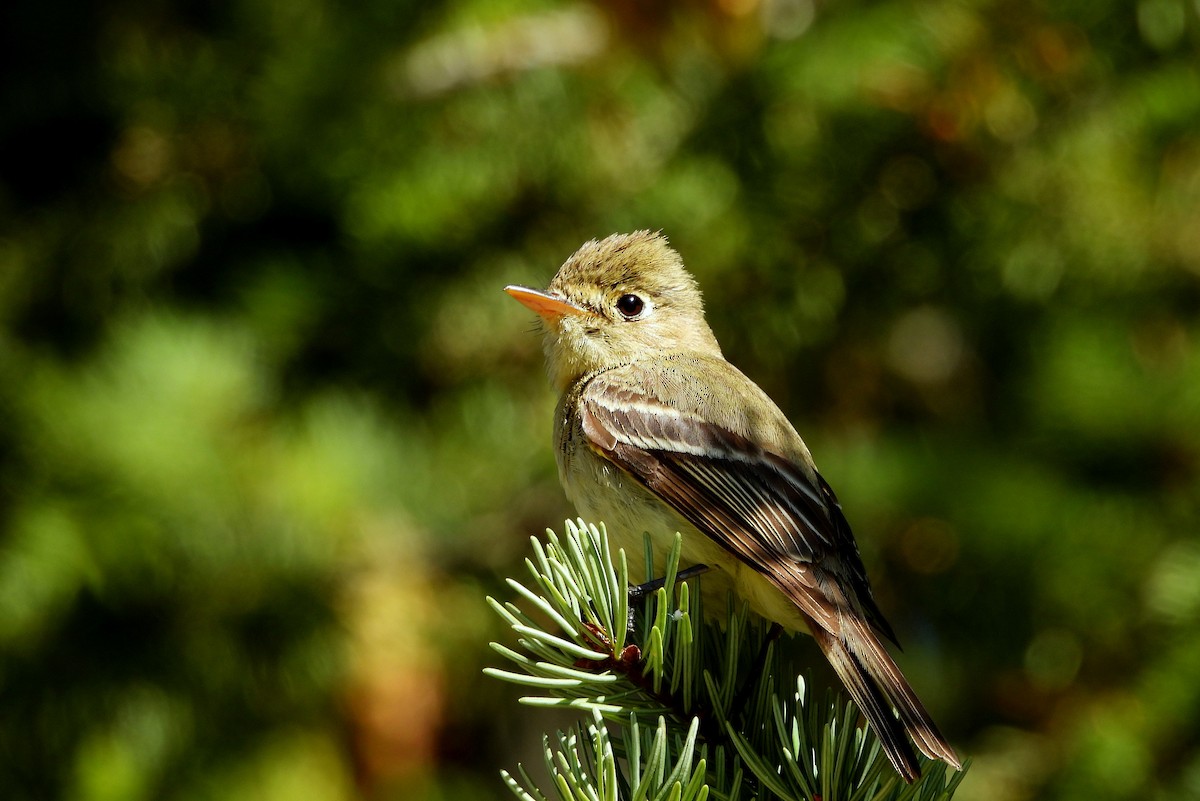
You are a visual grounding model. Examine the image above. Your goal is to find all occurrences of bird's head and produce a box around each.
[506,231,722,391]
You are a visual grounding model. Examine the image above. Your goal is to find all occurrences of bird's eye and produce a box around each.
[616,294,645,319]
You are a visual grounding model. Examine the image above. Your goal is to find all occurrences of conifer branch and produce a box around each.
[486,519,968,800]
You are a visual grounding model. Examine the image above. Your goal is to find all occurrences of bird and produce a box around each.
[504,230,960,782]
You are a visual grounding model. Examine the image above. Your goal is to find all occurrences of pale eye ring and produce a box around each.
[616,293,645,319]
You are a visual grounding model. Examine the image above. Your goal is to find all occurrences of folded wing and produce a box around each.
[577,367,960,781]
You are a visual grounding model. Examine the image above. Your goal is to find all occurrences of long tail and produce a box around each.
[810,621,961,783]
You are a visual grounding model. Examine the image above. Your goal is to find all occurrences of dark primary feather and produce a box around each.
[579,377,891,639]
[577,369,960,781]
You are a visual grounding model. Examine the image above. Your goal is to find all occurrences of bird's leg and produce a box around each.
[574,563,716,735]
[627,563,712,601]
[729,622,784,721]
[577,563,712,668]
[626,563,711,635]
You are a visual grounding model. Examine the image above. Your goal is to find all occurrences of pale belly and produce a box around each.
[562,454,811,635]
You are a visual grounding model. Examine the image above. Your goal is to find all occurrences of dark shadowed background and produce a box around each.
[2,0,1199,799]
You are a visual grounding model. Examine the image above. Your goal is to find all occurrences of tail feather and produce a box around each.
[846,617,961,770]
[811,622,960,783]
[810,626,922,782]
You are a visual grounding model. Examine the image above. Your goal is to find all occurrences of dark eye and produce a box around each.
[616,294,645,318]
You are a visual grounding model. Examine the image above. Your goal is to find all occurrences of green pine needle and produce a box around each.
[486,519,969,801]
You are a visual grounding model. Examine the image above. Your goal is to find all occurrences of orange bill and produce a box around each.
[504,285,587,320]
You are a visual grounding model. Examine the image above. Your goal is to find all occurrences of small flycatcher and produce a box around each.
[505,231,960,782]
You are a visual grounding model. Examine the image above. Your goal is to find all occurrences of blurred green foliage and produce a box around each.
[2,0,1199,799]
